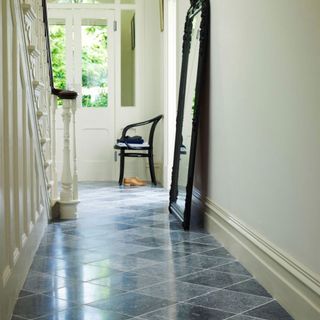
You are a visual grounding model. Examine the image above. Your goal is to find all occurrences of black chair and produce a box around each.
[114,115,163,186]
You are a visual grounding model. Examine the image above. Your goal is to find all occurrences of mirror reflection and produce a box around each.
[176,13,201,211]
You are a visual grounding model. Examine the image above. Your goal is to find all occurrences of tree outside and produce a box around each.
[49,23,109,108]
[49,25,66,106]
[81,25,109,108]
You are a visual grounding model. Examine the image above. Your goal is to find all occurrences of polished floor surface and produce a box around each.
[12,182,294,320]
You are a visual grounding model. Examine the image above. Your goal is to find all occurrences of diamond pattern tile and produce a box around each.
[11,182,293,320]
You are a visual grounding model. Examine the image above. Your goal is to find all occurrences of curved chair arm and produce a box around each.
[121,115,163,141]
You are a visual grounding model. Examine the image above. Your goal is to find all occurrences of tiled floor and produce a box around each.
[12,182,294,320]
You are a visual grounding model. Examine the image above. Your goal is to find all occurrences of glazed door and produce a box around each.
[49,9,116,181]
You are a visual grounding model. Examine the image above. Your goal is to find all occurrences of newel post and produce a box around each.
[58,90,79,219]
[51,93,58,201]
[71,100,78,201]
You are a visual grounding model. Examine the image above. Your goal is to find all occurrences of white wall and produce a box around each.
[208,0,320,276]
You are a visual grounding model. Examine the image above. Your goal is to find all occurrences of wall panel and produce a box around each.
[0,0,51,318]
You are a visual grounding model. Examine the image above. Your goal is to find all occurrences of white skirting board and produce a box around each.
[200,196,320,320]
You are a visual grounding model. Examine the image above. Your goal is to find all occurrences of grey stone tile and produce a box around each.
[23,272,67,293]
[178,269,251,288]
[150,221,184,230]
[89,292,175,317]
[173,254,232,269]
[13,294,72,319]
[56,264,121,282]
[90,272,164,291]
[140,303,234,320]
[186,235,221,246]
[18,290,34,298]
[127,236,179,248]
[212,262,252,276]
[11,316,28,320]
[35,245,86,258]
[128,249,190,262]
[199,247,236,259]
[62,223,136,238]
[227,316,262,320]
[171,242,217,254]
[244,301,294,319]
[136,280,218,302]
[225,279,272,298]
[133,261,201,278]
[30,256,69,273]
[33,305,130,320]
[188,289,272,314]
[168,231,207,242]
[89,255,158,272]
[62,251,118,264]
[91,243,151,256]
[43,282,125,304]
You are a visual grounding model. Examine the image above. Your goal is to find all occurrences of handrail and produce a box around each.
[41,0,54,90]
[41,0,78,99]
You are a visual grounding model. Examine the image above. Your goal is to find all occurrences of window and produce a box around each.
[81,19,109,108]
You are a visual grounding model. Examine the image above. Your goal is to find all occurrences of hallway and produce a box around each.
[11,183,293,320]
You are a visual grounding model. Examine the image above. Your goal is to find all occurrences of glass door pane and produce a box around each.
[81,19,109,108]
[49,19,67,90]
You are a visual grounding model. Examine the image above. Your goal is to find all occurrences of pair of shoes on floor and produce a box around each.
[124,177,147,186]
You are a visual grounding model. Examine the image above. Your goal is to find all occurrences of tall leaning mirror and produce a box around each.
[169,0,209,230]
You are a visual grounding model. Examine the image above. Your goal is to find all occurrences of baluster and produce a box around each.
[71,100,79,201]
[59,92,79,219]
[51,94,58,200]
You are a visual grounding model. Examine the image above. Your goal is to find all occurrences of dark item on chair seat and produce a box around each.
[114,115,163,186]
[117,136,144,144]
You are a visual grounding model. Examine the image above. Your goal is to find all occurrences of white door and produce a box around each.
[49,9,116,181]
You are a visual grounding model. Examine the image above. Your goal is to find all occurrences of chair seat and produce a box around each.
[114,142,150,150]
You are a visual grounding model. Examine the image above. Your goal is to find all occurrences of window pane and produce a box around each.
[121,0,135,4]
[81,20,109,108]
[121,10,135,107]
[49,22,66,91]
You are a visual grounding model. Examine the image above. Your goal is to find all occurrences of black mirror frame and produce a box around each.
[169,0,210,230]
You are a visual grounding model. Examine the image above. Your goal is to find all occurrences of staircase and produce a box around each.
[0,0,79,318]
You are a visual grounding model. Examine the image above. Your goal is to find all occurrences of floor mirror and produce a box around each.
[169,0,210,230]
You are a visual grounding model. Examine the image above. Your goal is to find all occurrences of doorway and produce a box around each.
[49,8,116,180]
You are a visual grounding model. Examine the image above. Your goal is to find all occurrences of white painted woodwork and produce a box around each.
[72,101,79,201]
[0,0,58,318]
[51,95,59,200]
[59,99,79,219]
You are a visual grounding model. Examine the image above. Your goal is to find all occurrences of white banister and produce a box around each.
[71,101,79,201]
[51,94,58,201]
[59,95,79,219]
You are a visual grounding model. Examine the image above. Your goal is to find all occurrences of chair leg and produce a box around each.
[119,152,125,185]
[148,153,157,185]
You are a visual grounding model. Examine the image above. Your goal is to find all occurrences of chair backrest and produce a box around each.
[148,115,163,148]
[120,115,163,149]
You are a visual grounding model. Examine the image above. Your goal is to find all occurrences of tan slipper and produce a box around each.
[125,177,147,184]
[124,177,146,186]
